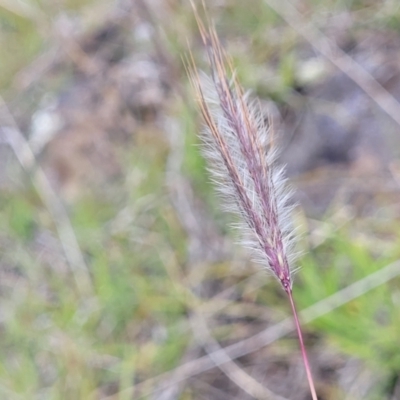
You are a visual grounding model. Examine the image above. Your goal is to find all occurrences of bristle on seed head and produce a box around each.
[187,12,297,292]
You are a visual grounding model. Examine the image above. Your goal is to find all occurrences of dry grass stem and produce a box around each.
[132,258,400,399]
[189,311,289,400]
[0,96,93,297]
[264,0,400,128]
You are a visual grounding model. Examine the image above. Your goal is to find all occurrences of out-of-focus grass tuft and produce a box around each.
[0,153,190,399]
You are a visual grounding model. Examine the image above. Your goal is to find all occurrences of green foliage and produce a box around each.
[0,192,36,240]
[0,140,191,398]
[0,10,42,90]
[296,228,400,396]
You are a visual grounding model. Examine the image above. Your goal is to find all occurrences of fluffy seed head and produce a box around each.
[187,15,297,292]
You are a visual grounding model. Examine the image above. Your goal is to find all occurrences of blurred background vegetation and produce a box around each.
[0,0,400,399]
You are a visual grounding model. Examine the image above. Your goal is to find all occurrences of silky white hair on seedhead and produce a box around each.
[186,13,298,290]
[195,72,297,289]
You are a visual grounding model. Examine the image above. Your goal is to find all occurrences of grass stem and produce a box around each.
[287,289,318,400]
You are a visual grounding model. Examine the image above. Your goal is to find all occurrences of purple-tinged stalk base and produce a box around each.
[286,289,318,400]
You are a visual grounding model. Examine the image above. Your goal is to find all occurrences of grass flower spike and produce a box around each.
[188,10,318,400]
[190,21,294,294]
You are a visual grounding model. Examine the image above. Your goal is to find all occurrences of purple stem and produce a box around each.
[287,289,318,400]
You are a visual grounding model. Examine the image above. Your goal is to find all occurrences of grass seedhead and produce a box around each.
[187,6,318,399]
